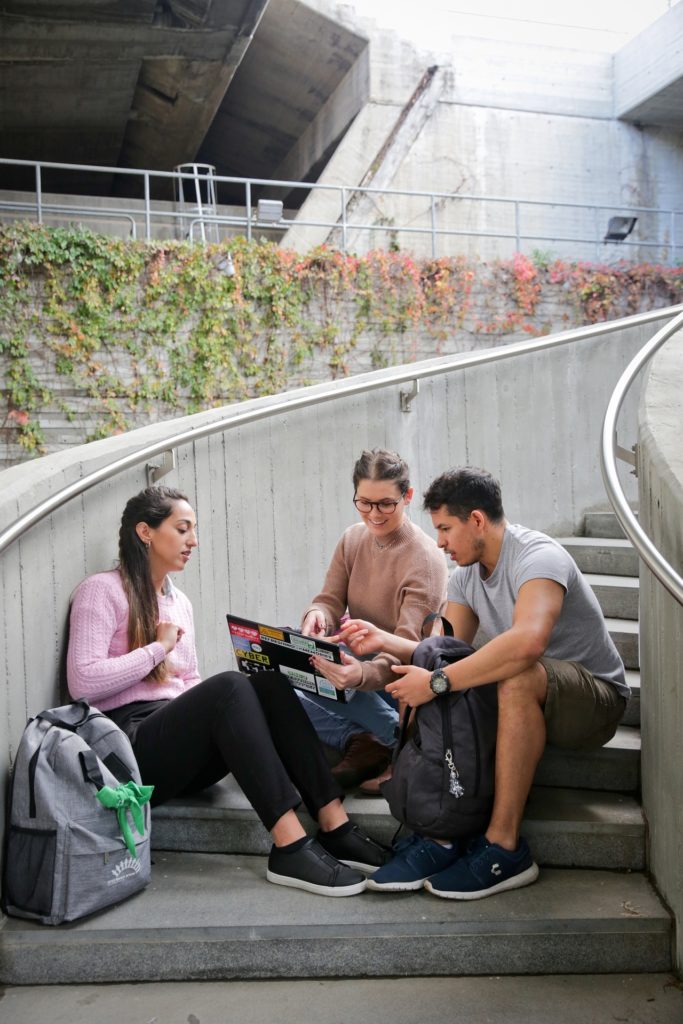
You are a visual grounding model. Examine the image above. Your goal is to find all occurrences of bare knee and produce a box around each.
[497,663,548,710]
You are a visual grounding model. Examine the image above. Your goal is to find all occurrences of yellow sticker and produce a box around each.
[260,626,284,641]
[236,649,271,666]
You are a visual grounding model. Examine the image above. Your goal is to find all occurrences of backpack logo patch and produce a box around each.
[108,854,141,886]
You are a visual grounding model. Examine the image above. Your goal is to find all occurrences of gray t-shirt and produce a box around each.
[447,523,628,697]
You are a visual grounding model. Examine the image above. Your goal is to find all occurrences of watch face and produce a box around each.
[431,670,449,695]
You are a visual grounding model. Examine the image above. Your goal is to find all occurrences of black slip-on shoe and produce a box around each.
[266,837,366,896]
[317,823,391,874]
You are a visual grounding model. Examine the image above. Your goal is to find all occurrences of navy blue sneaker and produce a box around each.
[424,835,539,900]
[366,833,459,892]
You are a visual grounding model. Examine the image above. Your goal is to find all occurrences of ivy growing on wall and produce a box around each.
[1,223,683,458]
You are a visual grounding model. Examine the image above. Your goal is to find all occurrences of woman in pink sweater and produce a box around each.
[299,449,448,789]
[67,485,388,897]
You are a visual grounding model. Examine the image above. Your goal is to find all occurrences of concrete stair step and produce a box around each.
[535,726,640,792]
[151,778,644,870]
[5,973,683,1024]
[556,537,638,577]
[584,510,637,540]
[604,616,639,669]
[623,669,641,727]
[0,860,670,985]
[584,572,639,620]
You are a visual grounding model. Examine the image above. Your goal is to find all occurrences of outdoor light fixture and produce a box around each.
[604,216,638,242]
[215,252,235,277]
[257,199,283,223]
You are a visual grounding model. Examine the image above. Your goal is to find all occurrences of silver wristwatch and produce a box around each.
[429,668,450,696]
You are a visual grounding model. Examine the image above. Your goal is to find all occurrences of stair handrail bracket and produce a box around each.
[601,308,683,606]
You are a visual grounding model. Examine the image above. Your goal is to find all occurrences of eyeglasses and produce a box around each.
[353,496,403,514]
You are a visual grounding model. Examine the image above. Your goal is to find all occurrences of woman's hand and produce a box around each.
[301,610,327,637]
[156,620,184,654]
[330,618,388,656]
[310,649,363,690]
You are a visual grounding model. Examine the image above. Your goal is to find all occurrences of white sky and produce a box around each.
[356,1,680,52]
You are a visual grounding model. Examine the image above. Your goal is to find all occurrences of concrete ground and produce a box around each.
[2,974,682,1024]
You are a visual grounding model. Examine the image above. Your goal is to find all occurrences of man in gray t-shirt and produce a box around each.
[336,466,628,902]
[449,521,627,698]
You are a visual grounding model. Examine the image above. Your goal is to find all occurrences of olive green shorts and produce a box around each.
[540,657,627,750]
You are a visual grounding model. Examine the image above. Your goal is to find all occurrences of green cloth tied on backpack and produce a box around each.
[95,781,154,857]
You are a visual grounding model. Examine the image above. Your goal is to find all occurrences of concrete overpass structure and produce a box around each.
[0,0,369,201]
[2,1,683,219]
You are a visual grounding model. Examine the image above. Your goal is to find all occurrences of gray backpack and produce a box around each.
[2,699,152,925]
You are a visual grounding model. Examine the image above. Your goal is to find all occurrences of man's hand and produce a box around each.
[310,649,363,690]
[330,618,388,656]
[385,664,435,707]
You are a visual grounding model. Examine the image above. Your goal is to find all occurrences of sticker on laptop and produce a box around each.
[315,677,341,701]
[289,634,317,655]
[281,665,317,693]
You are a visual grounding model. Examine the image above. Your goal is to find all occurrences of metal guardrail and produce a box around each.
[2,304,682,557]
[601,309,683,606]
[1,157,682,261]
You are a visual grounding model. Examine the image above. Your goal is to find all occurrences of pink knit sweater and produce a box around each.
[67,570,201,712]
[302,519,448,691]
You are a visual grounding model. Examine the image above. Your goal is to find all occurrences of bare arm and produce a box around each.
[442,578,564,688]
[332,619,417,662]
[387,579,566,706]
[335,598,479,664]
[444,601,479,645]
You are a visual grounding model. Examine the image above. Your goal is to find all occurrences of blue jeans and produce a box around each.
[298,689,399,750]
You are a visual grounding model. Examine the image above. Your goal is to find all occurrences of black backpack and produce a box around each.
[381,634,498,840]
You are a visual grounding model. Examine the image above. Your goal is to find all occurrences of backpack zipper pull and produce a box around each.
[445,748,465,798]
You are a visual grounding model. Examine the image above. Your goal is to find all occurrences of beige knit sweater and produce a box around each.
[302,519,448,691]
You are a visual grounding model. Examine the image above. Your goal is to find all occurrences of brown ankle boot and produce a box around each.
[358,764,393,796]
[331,733,393,789]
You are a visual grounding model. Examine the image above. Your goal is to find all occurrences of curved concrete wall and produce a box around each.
[0,313,662,840]
[638,330,683,974]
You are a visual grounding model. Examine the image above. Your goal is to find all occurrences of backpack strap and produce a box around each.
[420,612,454,638]
[79,748,105,790]
[38,700,91,730]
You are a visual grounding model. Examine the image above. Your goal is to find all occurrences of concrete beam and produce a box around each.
[0,0,270,176]
[197,0,368,180]
[615,3,683,128]
[269,45,370,192]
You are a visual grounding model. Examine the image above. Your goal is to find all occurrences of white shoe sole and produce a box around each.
[266,869,366,897]
[424,862,540,900]
[339,858,383,875]
[365,875,427,892]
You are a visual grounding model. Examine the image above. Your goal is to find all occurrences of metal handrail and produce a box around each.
[2,304,681,557]
[1,156,682,260]
[600,310,683,605]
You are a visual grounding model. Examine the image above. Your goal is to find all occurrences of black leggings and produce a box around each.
[108,671,343,832]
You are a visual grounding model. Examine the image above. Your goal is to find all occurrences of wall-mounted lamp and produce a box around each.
[604,216,637,242]
[257,199,283,223]
[214,252,235,277]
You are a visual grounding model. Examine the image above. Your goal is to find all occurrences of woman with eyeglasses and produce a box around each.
[300,449,448,790]
[67,486,389,898]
